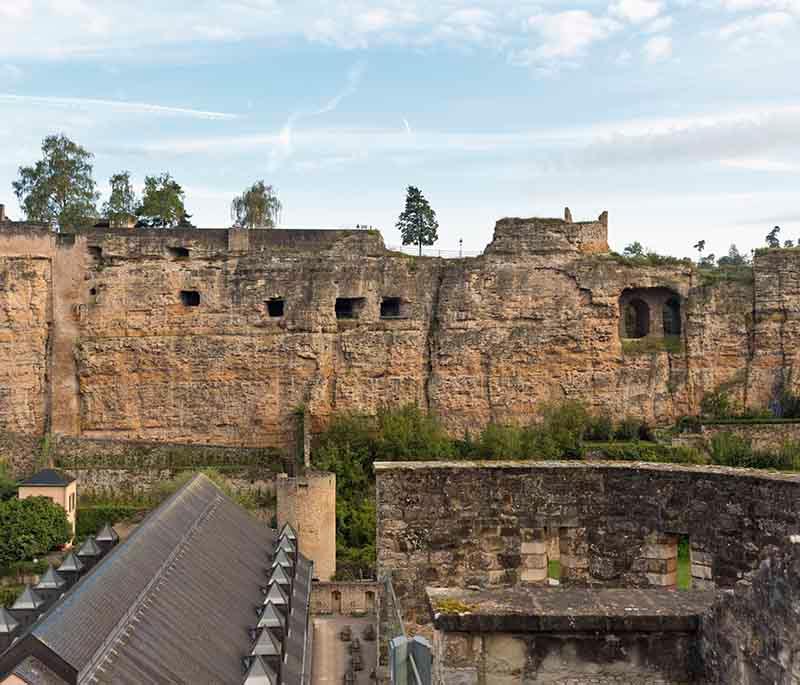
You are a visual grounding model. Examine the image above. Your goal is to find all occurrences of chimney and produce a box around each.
[564,207,573,223]
[0,204,5,222]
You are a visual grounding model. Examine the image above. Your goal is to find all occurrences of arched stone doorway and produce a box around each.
[623,298,650,338]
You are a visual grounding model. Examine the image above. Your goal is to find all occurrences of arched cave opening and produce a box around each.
[663,297,682,336]
[623,298,650,339]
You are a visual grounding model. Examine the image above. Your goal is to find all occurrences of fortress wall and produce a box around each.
[0,222,799,475]
[701,538,800,683]
[276,471,337,581]
[375,461,800,623]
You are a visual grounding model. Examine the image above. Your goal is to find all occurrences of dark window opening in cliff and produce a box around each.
[88,245,102,260]
[380,297,403,318]
[56,233,76,247]
[89,287,97,297]
[180,290,200,306]
[167,246,190,259]
[335,297,365,320]
[663,297,682,336]
[267,298,284,318]
[623,299,649,338]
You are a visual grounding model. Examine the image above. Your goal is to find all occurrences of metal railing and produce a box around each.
[381,574,431,685]
[386,245,483,259]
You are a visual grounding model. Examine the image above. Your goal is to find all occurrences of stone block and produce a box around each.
[642,543,677,560]
[521,541,547,555]
[522,553,548,570]
[691,550,713,565]
[646,571,677,587]
[691,563,713,580]
[560,554,589,570]
[521,568,547,583]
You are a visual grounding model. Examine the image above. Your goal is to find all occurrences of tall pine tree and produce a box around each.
[396,186,439,256]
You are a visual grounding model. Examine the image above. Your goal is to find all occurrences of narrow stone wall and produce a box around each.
[310,581,379,615]
[276,472,337,581]
[701,537,800,683]
[376,461,800,623]
[679,421,800,453]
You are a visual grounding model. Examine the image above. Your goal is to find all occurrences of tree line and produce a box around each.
[9,134,443,253]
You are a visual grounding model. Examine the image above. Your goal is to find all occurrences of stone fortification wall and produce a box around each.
[701,537,800,684]
[375,461,800,623]
[310,581,379,615]
[1,220,800,474]
[675,421,800,453]
[276,471,337,581]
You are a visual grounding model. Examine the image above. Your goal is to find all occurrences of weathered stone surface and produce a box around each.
[1,219,800,475]
[375,461,800,622]
[701,539,800,684]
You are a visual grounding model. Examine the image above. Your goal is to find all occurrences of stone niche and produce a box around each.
[619,287,682,339]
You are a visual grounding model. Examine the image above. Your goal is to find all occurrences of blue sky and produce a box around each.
[0,0,799,257]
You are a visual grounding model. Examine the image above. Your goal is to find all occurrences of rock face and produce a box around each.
[1,215,799,471]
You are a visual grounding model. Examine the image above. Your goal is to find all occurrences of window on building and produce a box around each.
[380,297,403,318]
[266,298,285,318]
[335,297,365,320]
[180,290,200,307]
[167,246,190,259]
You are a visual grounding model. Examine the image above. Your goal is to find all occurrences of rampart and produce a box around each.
[2,214,800,475]
[375,461,800,621]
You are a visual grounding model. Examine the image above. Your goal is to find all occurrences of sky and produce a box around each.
[0,0,799,257]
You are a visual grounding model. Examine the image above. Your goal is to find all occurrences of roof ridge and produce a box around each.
[79,489,223,682]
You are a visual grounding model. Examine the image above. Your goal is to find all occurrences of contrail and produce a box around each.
[268,61,367,171]
[0,94,239,120]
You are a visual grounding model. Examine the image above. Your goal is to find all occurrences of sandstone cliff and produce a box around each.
[1,216,798,472]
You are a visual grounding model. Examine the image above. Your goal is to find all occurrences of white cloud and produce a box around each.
[610,0,663,24]
[720,157,800,171]
[719,0,800,13]
[644,15,674,32]
[518,11,620,65]
[643,35,673,61]
[0,94,239,119]
[719,10,794,46]
[615,49,633,65]
[0,65,24,84]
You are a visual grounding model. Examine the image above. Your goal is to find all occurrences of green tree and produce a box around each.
[693,240,706,262]
[102,171,137,226]
[717,244,748,267]
[231,180,281,228]
[623,241,644,258]
[12,133,99,231]
[396,185,439,256]
[0,497,70,566]
[766,226,781,248]
[136,173,191,228]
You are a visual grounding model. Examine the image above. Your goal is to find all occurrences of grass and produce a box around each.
[548,559,561,581]
[434,598,475,614]
[622,335,683,355]
[677,537,691,590]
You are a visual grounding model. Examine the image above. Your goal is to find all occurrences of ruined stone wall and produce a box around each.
[673,421,800,453]
[310,581,379,615]
[432,630,697,685]
[375,462,800,623]
[1,220,799,475]
[701,537,800,684]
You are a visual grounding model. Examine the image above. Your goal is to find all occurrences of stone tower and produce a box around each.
[276,471,336,580]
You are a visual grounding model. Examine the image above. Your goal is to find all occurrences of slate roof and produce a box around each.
[35,567,66,591]
[0,474,313,685]
[19,470,75,487]
[0,608,19,634]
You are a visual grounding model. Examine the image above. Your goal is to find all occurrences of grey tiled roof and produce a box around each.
[34,567,66,591]
[19,470,75,487]
[0,474,312,685]
[12,587,44,611]
[0,608,19,634]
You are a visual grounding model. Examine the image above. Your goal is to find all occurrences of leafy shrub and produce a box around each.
[0,585,22,608]
[373,405,456,463]
[709,432,753,467]
[0,558,50,581]
[676,416,702,433]
[0,496,71,567]
[602,443,705,465]
[779,391,800,419]
[584,414,614,442]
[76,505,146,538]
[615,417,643,441]
[538,400,589,459]
[701,389,733,420]
[0,462,17,502]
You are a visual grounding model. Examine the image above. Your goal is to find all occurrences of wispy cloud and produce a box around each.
[0,94,239,120]
[643,35,673,62]
[268,61,366,171]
